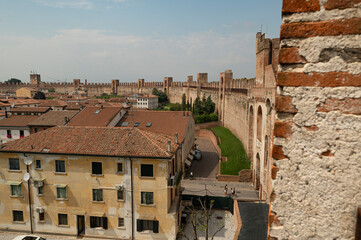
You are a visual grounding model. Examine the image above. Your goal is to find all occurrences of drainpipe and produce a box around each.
[130,158,134,240]
[26,165,33,234]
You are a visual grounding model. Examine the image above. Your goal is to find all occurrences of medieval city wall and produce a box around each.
[270,1,361,239]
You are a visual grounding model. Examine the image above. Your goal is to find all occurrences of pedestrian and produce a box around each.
[224,184,228,195]
[232,187,236,196]
[230,187,233,196]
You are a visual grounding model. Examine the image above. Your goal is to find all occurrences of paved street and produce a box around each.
[186,137,219,178]
[181,178,259,201]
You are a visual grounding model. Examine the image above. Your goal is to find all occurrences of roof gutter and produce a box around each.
[0,150,174,160]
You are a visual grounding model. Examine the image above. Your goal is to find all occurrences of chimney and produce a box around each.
[167,141,171,152]
[175,133,178,144]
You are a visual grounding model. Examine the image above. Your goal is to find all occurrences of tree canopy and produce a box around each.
[4,78,22,84]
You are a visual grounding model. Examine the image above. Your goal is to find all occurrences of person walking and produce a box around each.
[224,184,228,195]
[232,187,236,196]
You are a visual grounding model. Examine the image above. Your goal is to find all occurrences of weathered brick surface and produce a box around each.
[317,98,361,115]
[279,47,306,64]
[282,0,320,14]
[278,72,361,87]
[274,121,293,138]
[324,0,361,10]
[305,125,319,131]
[271,165,279,179]
[275,95,298,113]
[272,145,288,160]
[281,18,361,39]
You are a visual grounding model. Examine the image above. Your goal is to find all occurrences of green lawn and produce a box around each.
[212,126,250,175]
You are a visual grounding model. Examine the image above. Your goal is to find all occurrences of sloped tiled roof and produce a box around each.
[0,115,40,127]
[9,107,50,113]
[117,110,192,141]
[28,110,79,126]
[0,126,177,158]
[38,99,67,107]
[67,106,122,127]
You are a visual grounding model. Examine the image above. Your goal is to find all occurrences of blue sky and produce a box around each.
[0,0,282,83]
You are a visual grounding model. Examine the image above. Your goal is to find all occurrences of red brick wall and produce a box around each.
[270,0,361,239]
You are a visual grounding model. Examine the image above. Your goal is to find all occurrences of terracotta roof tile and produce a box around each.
[38,99,67,107]
[117,110,192,141]
[9,107,51,113]
[28,110,79,126]
[0,115,41,127]
[67,107,122,127]
[0,126,178,158]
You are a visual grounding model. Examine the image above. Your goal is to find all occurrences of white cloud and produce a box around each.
[32,0,94,10]
[0,29,256,83]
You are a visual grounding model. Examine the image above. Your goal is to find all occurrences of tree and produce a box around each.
[182,94,186,111]
[204,96,215,114]
[152,88,160,96]
[193,97,202,115]
[5,78,22,84]
[179,198,225,240]
[33,91,46,100]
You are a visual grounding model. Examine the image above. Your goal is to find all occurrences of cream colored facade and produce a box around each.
[0,150,182,239]
[16,88,36,98]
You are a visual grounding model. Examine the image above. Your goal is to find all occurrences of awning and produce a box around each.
[33,177,45,182]
[54,184,67,188]
[5,181,22,185]
[190,150,195,155]
[188,154,194,160]
[185,160,191,166]
[90,212,106,217]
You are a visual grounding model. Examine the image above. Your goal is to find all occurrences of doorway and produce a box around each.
[77,215,85,236]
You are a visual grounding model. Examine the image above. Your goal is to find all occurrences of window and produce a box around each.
[136,219,159,233]
[34,128,38,133]
[7,130,11,138]
[134,122,140,127]
[11,184,22,197]
[13,210,24,222]
[93,189,103,202]
[55,160,65,173]
[58,213,68,225]
[19,130,24,138]
[90,216,108,229]
[56,186,67,199]
[92,162,102,175]
[9,158,20,170]
[117,163,123,173]
[39,212,45,222]
[141,192,154,205]
[35,159,41,169]
[117,189,124,200]
[118,218,124,227]
[140,164,153,177]
[37,186,43,195]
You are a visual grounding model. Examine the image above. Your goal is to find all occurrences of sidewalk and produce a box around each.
[181,178,259,201]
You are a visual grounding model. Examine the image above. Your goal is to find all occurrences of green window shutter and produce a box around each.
[102,217,108,229]
[137,219,142,232]
[153,220,159,233]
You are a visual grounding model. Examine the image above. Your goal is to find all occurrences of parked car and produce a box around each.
[194,149,202,160]
[12,235,46,240]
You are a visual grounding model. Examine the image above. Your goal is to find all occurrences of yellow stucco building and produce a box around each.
[0,125,190,239]
[15,87,36,98]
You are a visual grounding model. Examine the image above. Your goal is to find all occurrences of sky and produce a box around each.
[0,0,282,83]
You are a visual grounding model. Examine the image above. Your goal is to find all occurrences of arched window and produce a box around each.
[257,106,263,141]
[249,106,254,156]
